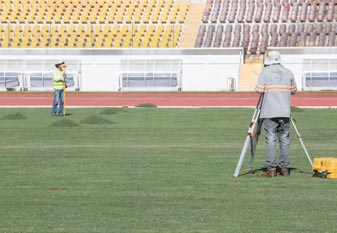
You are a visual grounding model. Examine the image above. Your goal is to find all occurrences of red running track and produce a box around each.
[1,92,337,108]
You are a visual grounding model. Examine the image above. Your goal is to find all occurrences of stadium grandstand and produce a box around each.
[1,0,337,92]
[1,0,336,51]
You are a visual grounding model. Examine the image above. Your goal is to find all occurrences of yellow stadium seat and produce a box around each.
[151,7,161,23]
[17,14,26,23]
[64,12,72,24]
[123,35,132,48]
[160,0,166,6]
[149,0,156,6]
[113,36,123,47]
[54,12,63,24]
[80,10,89,22]
[148,25,155,35]
[85,25,92,35]
[173,26,182,46]
[111,25,120,35]
[115,0,122,6]
[29,37,39,48]
[32,25,40,34]
[40,37,50,47]
[99,6,108,23]
[105,33,114,43]
[27,9,37,23]
[72,7,81,23]
[106,0,114,6]
[23,25,31,33]
[121,25,129,36]
[178,5,190,23]
[41,25,50,34]
[103,39,112,48]
[125,11,133,24]
[68,25,76,33]
[134,4,145,24]
[160,6,171,23]
[131,25,138,35]
[59,25,67,33]
[76,25,85,34]
[46,11,54,24]
[116,7,126,23]
[93,25,102,36]
[168,0,174,6]
[169,5,180,23]
[103,25,111,35]
[107,11,116,23]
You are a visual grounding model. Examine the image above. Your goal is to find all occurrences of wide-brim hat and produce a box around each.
[55,61,67,68]
[264,51,283,65]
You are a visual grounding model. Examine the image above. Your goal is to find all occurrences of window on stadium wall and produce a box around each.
[120,59,181,89]
[303,59,337,88]
[0,59,81,90]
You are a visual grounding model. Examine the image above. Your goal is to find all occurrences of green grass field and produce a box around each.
[0,107,337,233]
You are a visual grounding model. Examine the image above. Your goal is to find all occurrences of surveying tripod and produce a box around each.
[233,93,313,178]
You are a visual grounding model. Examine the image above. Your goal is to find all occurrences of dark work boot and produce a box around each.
[261,169,276,177]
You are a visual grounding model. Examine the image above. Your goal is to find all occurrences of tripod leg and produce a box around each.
[233,93,264,178]
[233,136,251,177]
[291,118,313,166]
[248,119,264,171]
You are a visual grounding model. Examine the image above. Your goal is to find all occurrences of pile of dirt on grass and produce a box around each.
[135,103,157,108]
[100,107,125,115]
[49,119,79,127]
[1,112,27,120]
[80,115,113,125]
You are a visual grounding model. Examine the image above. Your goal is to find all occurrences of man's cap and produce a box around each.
[55,61,67,68]
[264,51,283,65]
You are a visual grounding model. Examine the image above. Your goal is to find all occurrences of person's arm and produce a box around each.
[289,72,297,95]
[255,70,266,94]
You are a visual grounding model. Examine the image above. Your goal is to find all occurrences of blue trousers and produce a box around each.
[51,89,64,115]
[264,118,291,169]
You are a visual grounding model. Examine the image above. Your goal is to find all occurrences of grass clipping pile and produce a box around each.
[49,119,80,127]
[80,115,113,125]
[1,112,27,120]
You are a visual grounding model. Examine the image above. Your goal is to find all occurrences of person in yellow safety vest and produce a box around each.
[51,61,67,116]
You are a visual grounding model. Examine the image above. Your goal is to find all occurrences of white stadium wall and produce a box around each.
[1,47,337,92]
[273,47,337,91]
[0,48,242,92]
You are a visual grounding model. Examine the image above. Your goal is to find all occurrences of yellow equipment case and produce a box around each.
[312,157,337,179]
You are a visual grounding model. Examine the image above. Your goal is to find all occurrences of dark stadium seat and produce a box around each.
[232,24,241,47]
[219,1,230,23]
[290,2,299,22]
[308,2,317,22]
[299,2,308,22]
[204,25,215,47]
[327,2,335,22]
[213,25,223,47]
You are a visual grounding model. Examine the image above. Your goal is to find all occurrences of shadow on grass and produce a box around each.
[80,115,113,125]
[49,119,79,127]
[1,112,27,120]
[237,167,308,177]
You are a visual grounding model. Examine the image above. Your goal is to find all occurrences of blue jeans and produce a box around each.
[264,118,291,169]
[51,89,64,115]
